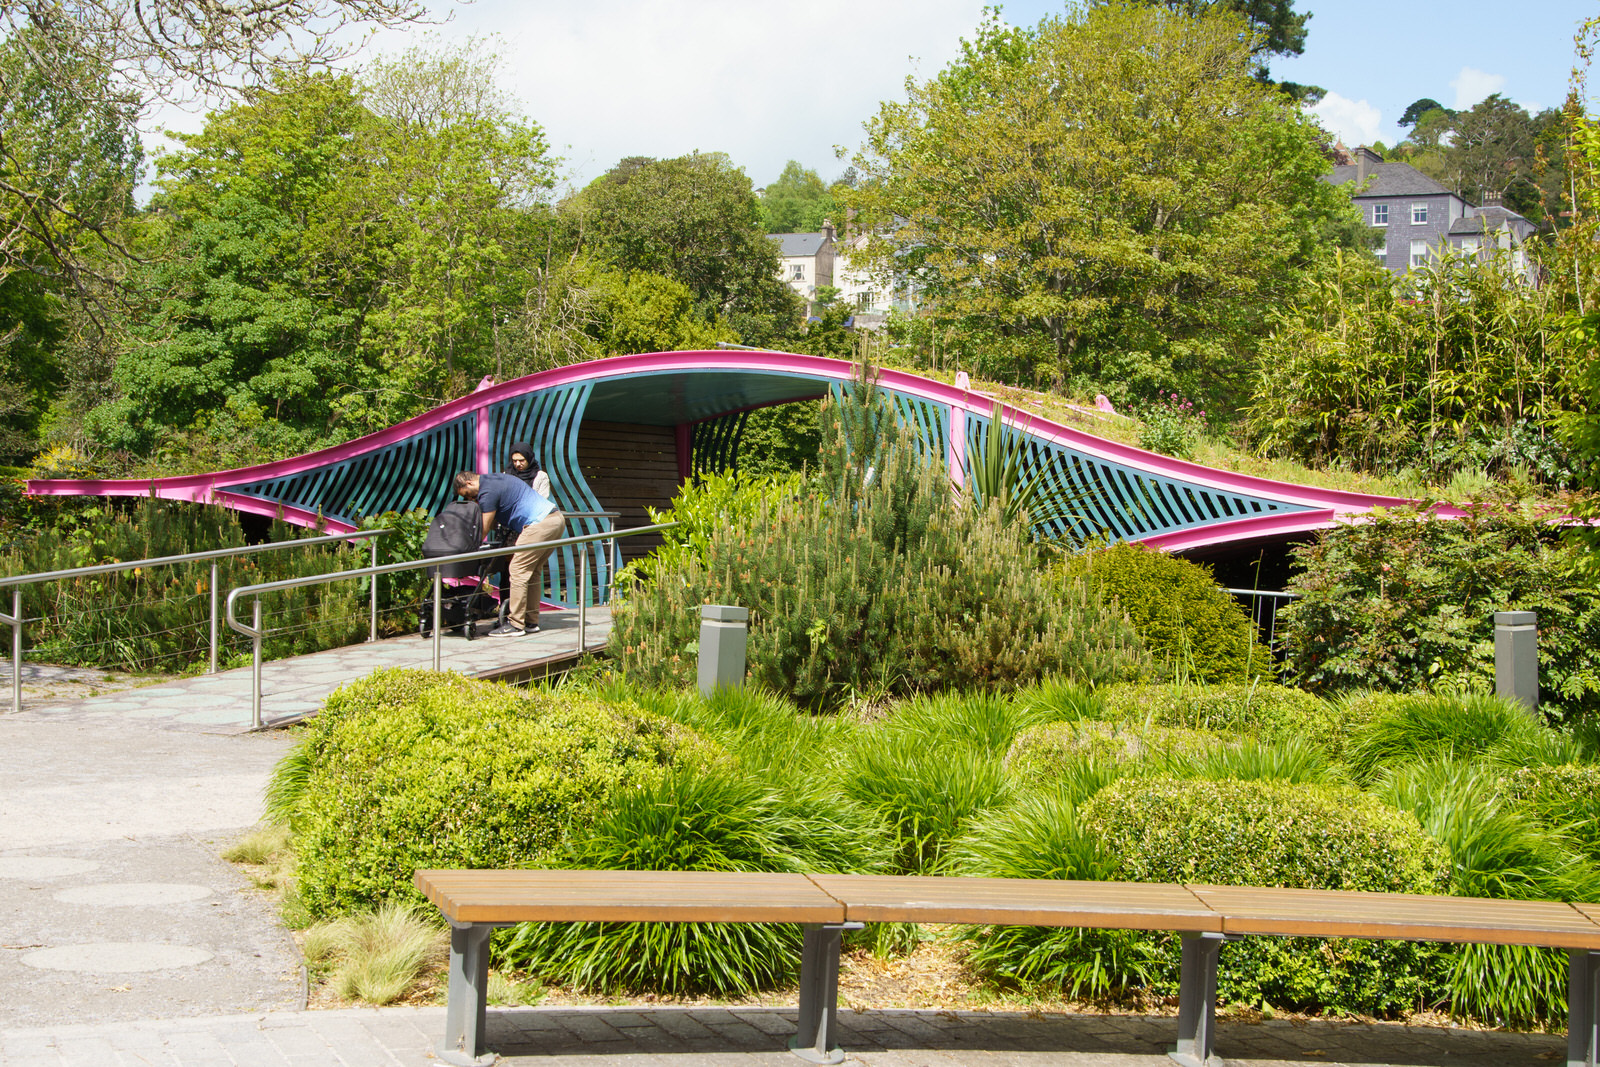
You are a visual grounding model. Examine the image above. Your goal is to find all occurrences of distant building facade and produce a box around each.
[1326,146,1536,281]
[770,223,835,314]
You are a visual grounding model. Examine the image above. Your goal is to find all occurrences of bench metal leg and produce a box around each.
[438,922,496,1067]
[789,921,862,1064]
[1171,931,1226,1067]
[1570,949,1600,1067]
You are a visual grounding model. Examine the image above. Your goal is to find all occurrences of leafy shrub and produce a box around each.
[1135,392,1207,460]
[1344,692,1552,782]
[1059,543,1270,684]
[283,670,722,917]
[498,767,889,995]
[1378,759,1600,1025]
[612,376,1149,709]
[1280,503,1600,725]
[1098,682,1353,755]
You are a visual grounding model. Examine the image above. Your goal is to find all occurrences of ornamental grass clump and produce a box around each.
[1345,692,1553,783]
[1098,681,1350,754]
[1377,759,1600,1025]
[278,669,722,918]
[498,768,890,995]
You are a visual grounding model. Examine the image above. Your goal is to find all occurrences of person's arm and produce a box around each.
[480,509,496,541]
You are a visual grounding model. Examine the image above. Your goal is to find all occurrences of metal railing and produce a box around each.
[226,522,675,728]
[1224,588,1300,671]
[0,529,388,714]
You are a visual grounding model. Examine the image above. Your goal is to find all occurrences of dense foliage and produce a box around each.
[844,4,1359,405]
[272,671,1600,1025]
[1280,504,1600,725]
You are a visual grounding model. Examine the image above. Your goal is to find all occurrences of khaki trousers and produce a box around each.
[507,511,565,628]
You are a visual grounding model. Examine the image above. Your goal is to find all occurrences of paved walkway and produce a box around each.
[4,606,609,730]
[0,614,1576,1066]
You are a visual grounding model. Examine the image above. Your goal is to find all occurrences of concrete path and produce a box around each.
[0,615,1576,1066]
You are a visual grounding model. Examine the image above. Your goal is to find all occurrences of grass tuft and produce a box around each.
[301,902,445,1005]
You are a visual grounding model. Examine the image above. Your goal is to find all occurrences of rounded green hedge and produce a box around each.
[286,669,723,917]
[1059,543,1271,684]
[1098,682,1356,757]
[959,775,1450,1014]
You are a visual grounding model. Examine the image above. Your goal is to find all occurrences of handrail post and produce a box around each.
[369,538,379,643]
[208,562,219,674]
[576,542,587,654]
[431,570,442,671]
[10,589,21,715]
[251,597,263,730]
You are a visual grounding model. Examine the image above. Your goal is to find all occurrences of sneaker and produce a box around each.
[526,624,541,635]
[486,623,525,638]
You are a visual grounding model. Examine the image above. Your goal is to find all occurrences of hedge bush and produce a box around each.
[284,670,723,917]
[1083,777,1450,1013]
[1505,763,1600,867]
[1005,720,1216,789]
[1059,542,1272,684]
[1098,682,1355,756]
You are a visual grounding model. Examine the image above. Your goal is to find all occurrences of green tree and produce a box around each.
[844,4,1356,408]
[759,160,836,234]
[567,152,802,346]
[1398,98,1450,128]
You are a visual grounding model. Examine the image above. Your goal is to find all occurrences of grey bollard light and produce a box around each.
[698,604,749,697]
[1494,611,1538,717]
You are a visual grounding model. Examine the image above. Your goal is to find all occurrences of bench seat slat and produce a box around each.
[415,870,847,925]
[1189,885,1600,949]
[807,874,1222,931]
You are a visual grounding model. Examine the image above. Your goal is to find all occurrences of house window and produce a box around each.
[1411,202,1428,224]
[790,264,804,280]
[1459,237,1480,255]
[1410,240,1429,268]
[857,290,875,308]
[1372,204,1388,226]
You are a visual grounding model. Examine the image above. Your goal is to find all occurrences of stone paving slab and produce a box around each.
[0,1005,1571,1066]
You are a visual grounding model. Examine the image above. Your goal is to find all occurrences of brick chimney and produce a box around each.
[821,219,836,244]
[1355,145,1383,185]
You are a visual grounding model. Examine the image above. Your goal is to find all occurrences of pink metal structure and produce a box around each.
[27,351,1438,557]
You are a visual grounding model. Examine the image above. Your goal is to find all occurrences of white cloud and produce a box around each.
[361,0,990,190]
[1305,91,1383,148]
[1450,67,1507,111]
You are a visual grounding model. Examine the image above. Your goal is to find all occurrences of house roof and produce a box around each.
[770,232,828,257]
[1325,161,1453,198]
[1449,205,1536,237]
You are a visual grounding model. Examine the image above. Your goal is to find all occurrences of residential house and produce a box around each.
[832,228,925,329]
[770,223,835,314]
[1326,146,1536,281]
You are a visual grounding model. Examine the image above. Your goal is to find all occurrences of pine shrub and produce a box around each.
[283,670,723,917]
[1058,542,1271,684]
[610,377,1149,710]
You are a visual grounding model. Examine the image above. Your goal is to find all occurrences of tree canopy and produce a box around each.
[843,3,1356,405]
[759,161,837,234]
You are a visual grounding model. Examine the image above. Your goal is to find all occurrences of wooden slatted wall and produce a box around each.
[578,421,682,562]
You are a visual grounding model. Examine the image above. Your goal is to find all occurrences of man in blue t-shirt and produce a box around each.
[454,471,565,636]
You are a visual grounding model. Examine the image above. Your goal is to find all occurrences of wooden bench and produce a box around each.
[415,869,1600,1067]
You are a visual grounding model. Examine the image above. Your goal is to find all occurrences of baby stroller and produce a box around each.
[417,501,505,639]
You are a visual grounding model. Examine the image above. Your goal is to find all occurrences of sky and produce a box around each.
[145,0,1599,194]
